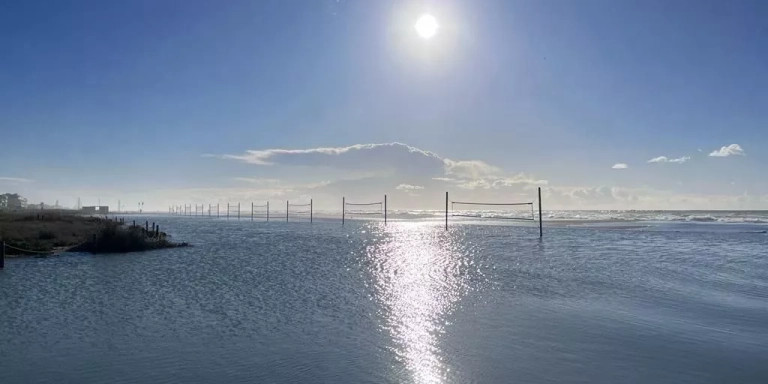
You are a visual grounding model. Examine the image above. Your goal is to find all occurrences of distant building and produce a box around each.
[81,206,109,214]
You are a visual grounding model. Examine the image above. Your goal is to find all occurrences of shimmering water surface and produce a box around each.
[1,216,767,383]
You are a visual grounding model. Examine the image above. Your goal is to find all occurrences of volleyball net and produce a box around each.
[286,200,313,222]
[445,188,543,236]
[343,195,387,224]
[226,203,241,219]
[450,200,536,221]
[250,202,270,221]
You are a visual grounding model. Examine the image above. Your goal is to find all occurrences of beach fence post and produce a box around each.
[286,201,289,222]
[384,194,387,225]
[342,197,345,226]
[538,187,543,238]
[267,201,270,222]
[445,192,449,230]
[310,199,313,224]
[1,241,5,269]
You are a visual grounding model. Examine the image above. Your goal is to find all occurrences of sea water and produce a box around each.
[1,214,766,383]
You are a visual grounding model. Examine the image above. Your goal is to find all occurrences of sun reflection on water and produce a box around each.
[362,221,482,383]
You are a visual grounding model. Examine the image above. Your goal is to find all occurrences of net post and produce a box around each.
[445,192,448,230]
[538,187,543,238]
[310,199,313,223]
[342,197,345,226]
[384,194,387,225]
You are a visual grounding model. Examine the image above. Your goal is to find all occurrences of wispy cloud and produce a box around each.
[709,144,745,157]
[0,177,33,183]
[612,163,628,169]
[395,184,424,191]
[647,156,690,164]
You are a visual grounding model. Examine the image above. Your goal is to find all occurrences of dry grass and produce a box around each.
[0,212,105,254]
[0,212,187,255]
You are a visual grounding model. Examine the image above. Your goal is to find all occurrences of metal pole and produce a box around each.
[238,202,241,220]
[310,199,313,223]
[445,192,448,230]
[342,197,345,226]
[384,194,387,224]
[538,187,543,238]
[286,201,289,222]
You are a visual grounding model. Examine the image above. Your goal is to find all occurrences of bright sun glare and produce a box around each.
[414,14,438,39]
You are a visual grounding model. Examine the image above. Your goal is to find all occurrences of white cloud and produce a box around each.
[395,184,424,191]
[443,159,501,179]
[709,144,745,157]
[647,156,690,164]
[612,163,628,169]
[212,142,547,190]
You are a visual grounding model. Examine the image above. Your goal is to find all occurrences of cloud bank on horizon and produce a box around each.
[196,141,764,211]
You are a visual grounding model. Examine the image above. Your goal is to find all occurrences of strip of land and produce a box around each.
[0,212,186,256]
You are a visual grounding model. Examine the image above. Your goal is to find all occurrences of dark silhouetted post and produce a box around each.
[310,199,313,223]
[384,194,387,224]
[155,225,159,238]
[342,197,345,226]
[445,192,448,230]
[538,187,543,238]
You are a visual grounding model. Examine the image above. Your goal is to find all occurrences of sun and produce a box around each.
[414,14,438,39]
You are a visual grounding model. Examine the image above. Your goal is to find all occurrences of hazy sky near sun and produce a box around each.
[1,0,767,210]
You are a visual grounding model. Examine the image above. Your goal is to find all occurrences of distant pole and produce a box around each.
[1,241,5,270]
[445,192,448,230]
[384,194,387,224]
[227,203,229,220]
[217,203,220,218]
[238,202,241,220]
[342,197,345,226]
[267,201,270,222]
[538,187,543,238]
[286,201,289,222]
[209,204,211,217]
[251,202,254,221]
[310,199,313,223]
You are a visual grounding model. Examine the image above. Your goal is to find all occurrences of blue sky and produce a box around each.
[1,0,766,210]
